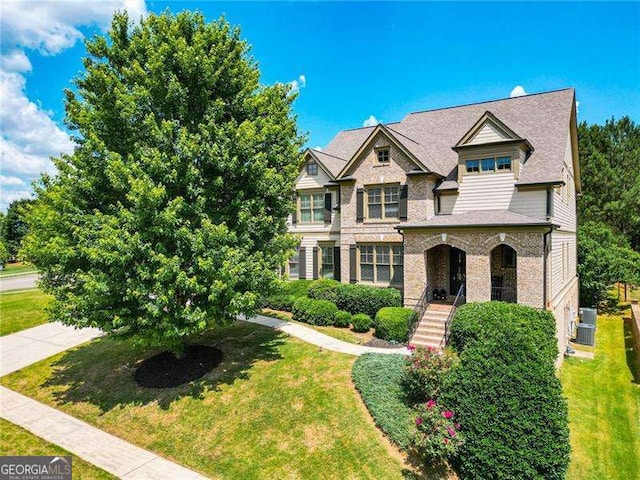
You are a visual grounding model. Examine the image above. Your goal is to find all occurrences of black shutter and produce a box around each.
[356,188,364,222]
[333,246,341,281]
[336,186,341,207]
[324,192,332,224]
[349,245,357,283]
[313,246,319,279]
[399,184,408,220]
[292,193,298,225]
[299,247,306,279]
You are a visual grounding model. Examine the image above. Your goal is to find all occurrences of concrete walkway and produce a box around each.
[0,273,39,292]
[243,314,411,356]
[1,387,206,479]
[1,322,103,376]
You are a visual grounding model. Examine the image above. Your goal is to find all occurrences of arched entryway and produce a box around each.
[490,244,517,303]
[425,245,466,302]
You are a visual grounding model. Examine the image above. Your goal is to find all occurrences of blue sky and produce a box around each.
[1,1,639,211]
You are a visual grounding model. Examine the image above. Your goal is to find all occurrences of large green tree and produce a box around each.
[23,11,303,355]
[2,199,34,260]
[578,117,640,249]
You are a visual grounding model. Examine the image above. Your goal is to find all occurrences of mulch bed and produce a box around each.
[363,338,404,349]
[134,345,223,388]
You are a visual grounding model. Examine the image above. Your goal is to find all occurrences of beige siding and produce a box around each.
[296,160,332,190]
[287,189,341,232]
[509,189,547,219]
[453,172,515,213]
[467,122,509,145]
[551,130,577,232]
[550,230,577,298]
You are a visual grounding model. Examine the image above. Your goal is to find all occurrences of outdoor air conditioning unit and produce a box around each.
[580,307,597,327]
[576,323,595,346]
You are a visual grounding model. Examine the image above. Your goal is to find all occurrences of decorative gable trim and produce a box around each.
[453,111,533,155]
[335,124,431,179]
[303,149,335,180]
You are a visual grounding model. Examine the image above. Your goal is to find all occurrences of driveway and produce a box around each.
[0,273,39,292]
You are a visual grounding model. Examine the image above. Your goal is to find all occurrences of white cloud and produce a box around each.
[0,0,147,55]
[362,115,379,127]
[289,74,306,94]
[510,85,528,98]
[0,0,147,211]
[314,146,322,151]
[0,176,26,187]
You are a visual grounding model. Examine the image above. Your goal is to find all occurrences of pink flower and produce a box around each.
[408,344,416,351]
[426,399,436,409]
[443,438,449,444]
[455,423,461,430]
[447,426,457,437]
[415,417,423,426]
[443,410,454,419]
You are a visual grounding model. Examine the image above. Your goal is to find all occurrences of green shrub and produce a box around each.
[374,307,415,342]
[449,302,558,363]
[336,284,402,318]
[404,345,458,402]
[291,297,338,326]
[334,310,352,328]
[263,294,296,312]
[281,279,313,298]
[352,353,415,450]
[441,302,569,480]
[307,278,342,303]
[351,313,373,332]
[411,400,463,465]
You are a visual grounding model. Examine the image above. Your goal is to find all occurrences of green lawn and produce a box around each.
[0,262,37,277]
[560,311,640,480]
[2,322,407,479]
[0,289,52,336]
[0,419,115,479]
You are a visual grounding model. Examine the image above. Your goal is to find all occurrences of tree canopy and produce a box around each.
[23,11,304,354]
[2,199,34,260]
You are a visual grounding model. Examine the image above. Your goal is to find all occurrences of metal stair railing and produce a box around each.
[442,284,466,347]
[408,283,431,343]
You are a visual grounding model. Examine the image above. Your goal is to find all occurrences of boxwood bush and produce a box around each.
[336,284,402,318]
[334,310,352,328]
[281,279,313,298]
[291,297,339,326]
[352,353,415,449]
[440,302,569,480]
[351,313,373,332]
[374,307,415,342]
[263,294,296,312]
[307,278,342,303]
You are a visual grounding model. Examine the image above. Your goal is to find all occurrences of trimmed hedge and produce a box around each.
[374,307,415,342]
[352,353,415,450]
[441,302,569,480]
[334,310,352,328]
[336,284,402,318]
[281,279,313,298]
[263,294,296,312]
[307,278,342,303]
[351,313,373,332]
[291,297,339,326]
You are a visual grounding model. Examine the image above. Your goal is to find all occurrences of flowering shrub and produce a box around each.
[403,345,458,402]
[411,399,463,464]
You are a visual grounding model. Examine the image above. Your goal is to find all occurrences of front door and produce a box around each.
[449,247,466,296]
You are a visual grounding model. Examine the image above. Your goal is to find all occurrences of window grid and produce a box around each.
[377,148,390,163]
[358,244,403,285]
[466,156,512,174]
[321,246,334,279]
[299,192,325,223]
[367,185,399,220]
[289,248,300,279]
[306,162,318,176]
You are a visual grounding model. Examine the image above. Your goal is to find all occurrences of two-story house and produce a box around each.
[287,89,580,356]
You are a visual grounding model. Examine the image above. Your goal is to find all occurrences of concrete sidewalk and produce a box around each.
[1,387,206,479]
[243,314,411,356]
[1,322,103,376]
[0,273,39,292]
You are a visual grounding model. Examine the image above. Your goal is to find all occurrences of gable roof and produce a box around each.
[318,88,577,187]
[305,149,348,178]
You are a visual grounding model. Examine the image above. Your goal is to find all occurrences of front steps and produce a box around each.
[410,303,454,349]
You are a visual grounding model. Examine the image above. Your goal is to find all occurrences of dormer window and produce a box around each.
[481,158,495,172]
[306,161,318,176]
[465,156,511,174]
[376,147,390,163]
[466,159,480,173]
[496,157,512,171]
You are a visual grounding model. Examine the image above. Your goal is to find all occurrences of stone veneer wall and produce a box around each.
[403,230,545,309]
[550,275,579,365]
[339,131,436,282]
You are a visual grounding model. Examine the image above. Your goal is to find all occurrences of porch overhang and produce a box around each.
[395,210,559,231]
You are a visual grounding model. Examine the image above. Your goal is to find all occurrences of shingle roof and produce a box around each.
[309,149,348,178]
[399,210,558,229]
[319,89,575,185]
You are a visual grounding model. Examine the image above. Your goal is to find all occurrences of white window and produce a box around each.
[377,147,390,163]
[289,248,300,279]
[306,161,318,176]
[299,192,324,223]
[367,185,399,220]
[320,246,334,279]
[359,244,403,286]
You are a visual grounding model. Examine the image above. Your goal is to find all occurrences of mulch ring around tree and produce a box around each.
[134,345,223,388]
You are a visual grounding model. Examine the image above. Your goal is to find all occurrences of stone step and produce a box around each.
[411,332,444,344]
[410,337,443,349]
[415,326,446,336]
[427,304,454,312]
